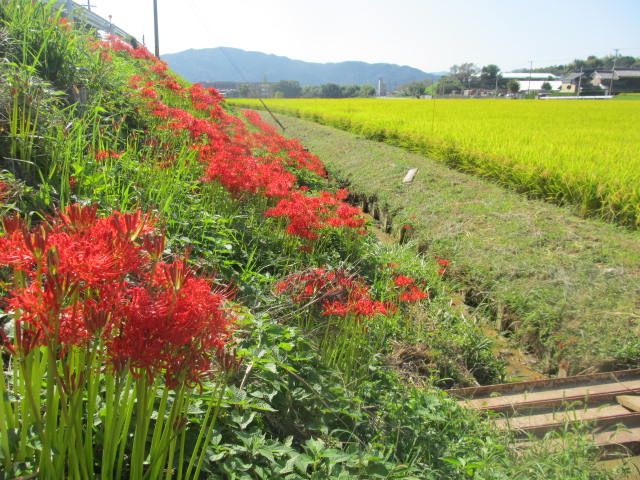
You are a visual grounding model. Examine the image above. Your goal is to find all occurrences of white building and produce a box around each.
[502,72,562,92]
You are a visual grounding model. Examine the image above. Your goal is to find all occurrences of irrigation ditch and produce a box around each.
[350,186,640,464]
[345,188,545,381]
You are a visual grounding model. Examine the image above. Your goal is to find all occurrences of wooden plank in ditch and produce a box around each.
[462,378,640,411]
[482,390,635,415]
[593,425,640,452]
[505,412,640,440]
[618,396,640,413]
[448,368,640,400]
[517,425,640,454]
[493,404,629,431]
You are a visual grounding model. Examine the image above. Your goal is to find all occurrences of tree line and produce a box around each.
[235,80,376,98]
[397,55,640,97]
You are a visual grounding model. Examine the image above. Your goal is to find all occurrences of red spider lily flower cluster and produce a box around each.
[393,274,429,303]
[242,110,326,177]
[102,38,365,243]
[436,258,450,276]
[265,190,366,240]
[275,267,388,319]
[95,149,122,162]
[0,204,235,385]
[102,35,156,61]
[57,17,72,31]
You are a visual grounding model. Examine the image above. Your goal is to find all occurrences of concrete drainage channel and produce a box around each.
[448,368,640,471]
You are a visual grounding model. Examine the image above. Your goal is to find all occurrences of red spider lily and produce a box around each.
[265,190,366,240]
[57,17,71,31]
[202,145,296,199]
[109,264,233,385]
[399,285,429,302]
[391,274,429,303]
[436,258,450,275]
[276,268,387,319]
[243,110,326,177]
[149,62,168,75]
[189,83,223,112]
[393,275,414,287]
[140,87,158,99]
[119,48,358,244]
[0,205,235,383]
[95,149,122,162]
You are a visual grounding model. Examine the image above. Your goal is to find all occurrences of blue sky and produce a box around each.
[90,0,640,72]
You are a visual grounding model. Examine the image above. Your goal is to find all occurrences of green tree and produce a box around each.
[480,64,501,88]
[340,85,360,97]
[302,85,321,97]
[541,82,552,91]
[359,84,376,97]
[399,81,427,98]
[435,76,464,94]
[272,80,302,98]
[507,80,520,94]
[320,83,342,98]
[450,63,478,87]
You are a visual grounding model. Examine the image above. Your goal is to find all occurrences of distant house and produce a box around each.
[502,72,562,92]
[592,70,640,94]
[560,72,584,94]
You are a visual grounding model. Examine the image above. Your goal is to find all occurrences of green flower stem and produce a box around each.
[145,384,169,478]
[163,387,186,480]
[116,374,136,480]
[191,378,226,480]
[0,358,14,470]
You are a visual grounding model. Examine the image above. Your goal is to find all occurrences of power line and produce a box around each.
[218,47,285,132]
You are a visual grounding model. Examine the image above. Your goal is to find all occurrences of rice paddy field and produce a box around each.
[230,98,640,228]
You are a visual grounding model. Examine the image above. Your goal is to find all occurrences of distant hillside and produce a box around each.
[162,47,436,89]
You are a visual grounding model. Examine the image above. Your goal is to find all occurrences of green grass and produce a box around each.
[614,93,640,100]
[254,112,640,374]
[230,98,640,228]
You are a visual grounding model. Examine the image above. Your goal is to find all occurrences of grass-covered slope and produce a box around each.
[259,113,640,375]
[0,1,621,478]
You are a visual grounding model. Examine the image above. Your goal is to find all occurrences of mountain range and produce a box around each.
[162,47,437,89]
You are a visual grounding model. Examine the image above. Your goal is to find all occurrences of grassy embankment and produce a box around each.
[240,111,640,375]
[231,98,640,229]
[0,1,623,478]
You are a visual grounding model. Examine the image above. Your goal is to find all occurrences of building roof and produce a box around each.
[503,72,559,80]
[516,80,562,92]
[617,70,640,78]
[593,71,615,80]
[593,69,640,81]
[562,72,584,82]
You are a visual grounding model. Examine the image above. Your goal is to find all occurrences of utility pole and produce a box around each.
[609,48,619,96]
[527,60,533,97]
[576,66,583,97]
[495,73,499,97]
[153,0,160,58]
